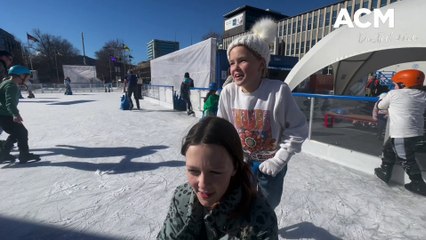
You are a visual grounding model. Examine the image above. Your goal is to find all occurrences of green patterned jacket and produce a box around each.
[157,183,278,240]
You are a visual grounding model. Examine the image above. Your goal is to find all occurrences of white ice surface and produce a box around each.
[0,92,424,240]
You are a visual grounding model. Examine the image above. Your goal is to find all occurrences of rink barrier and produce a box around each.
[142,85,174,109]
[143,85,213,118]
[293,92,425,184]
[29,83,124,93]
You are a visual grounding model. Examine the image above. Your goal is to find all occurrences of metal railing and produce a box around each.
[29,83,124,93]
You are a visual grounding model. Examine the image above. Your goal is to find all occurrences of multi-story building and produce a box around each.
[147,39,179,60]
[278,0,399,59]
[221,5,287,53]
[223,0,400,59]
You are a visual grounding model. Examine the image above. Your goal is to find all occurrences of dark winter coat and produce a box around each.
[0,79,20,117]
[157,183,278,240]
[180,77,194,99]
[126,74,138,88]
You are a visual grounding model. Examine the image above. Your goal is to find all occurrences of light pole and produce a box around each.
[24,44,34,70]
[108,57,112,83]
[54,52,59,83]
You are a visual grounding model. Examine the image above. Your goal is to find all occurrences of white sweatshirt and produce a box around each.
[377,88,426,138]
[218,79,308,162]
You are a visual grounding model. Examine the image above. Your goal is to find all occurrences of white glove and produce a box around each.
[259,149,293,177]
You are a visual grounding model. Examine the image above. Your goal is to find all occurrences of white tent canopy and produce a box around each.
[150,38,216,92]
[285,0,426,94]
[63,65,101,83]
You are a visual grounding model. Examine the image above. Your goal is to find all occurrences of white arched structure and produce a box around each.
[285,0,426,94]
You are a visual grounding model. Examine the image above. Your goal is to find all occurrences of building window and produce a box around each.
[311,28,317,39]
[292,20,297,34]
[307,16,312,30]
[332,9,338,25]
[313,13,318,28]
[318,28,323,38]
[380,0,387,7]
[347,3,353,16]
[297,19,301,33]
[371,0,378,10]
[283,23,287,35]
[362,0,369,8]
[325,11,331,26]
[302,16,307,32]
[278,23,283,37]
[354,2,360,12]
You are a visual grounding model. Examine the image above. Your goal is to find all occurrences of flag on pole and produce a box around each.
[129,55,134,59]
[27,33,39,42]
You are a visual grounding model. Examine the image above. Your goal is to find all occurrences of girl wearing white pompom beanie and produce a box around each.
[217,18,308,209]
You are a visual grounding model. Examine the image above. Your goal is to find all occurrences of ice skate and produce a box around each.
[19,153,41,164]
[0,153,16,163]
[404,180,426,196]
[187,110,195,116]
[374,164,393,183]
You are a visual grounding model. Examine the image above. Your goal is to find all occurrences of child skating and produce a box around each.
[217,18,308,208]
[375,69,426,196]
[0,65,40,164]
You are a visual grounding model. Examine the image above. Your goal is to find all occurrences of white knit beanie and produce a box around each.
[227,18,277,65]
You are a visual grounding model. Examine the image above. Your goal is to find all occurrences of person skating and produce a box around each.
[374,69,426,196]
[180,72,194,115]
[202,82,220,117]
[0,51,14,152]
[64,76,73,95]
[0,65,40,163]
[217,18,308,208]
[124,70,140,110]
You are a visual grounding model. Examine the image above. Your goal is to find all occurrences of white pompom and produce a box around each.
[251,18,277,44]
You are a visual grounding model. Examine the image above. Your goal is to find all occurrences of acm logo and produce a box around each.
[333,8,395,29]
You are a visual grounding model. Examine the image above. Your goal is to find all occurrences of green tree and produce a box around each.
[95,39,133,84]
[27,29,79,83]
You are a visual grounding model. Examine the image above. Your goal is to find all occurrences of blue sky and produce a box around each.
[1,0,340,63]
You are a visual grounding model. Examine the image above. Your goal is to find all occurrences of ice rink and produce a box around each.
[0,92,424,240]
